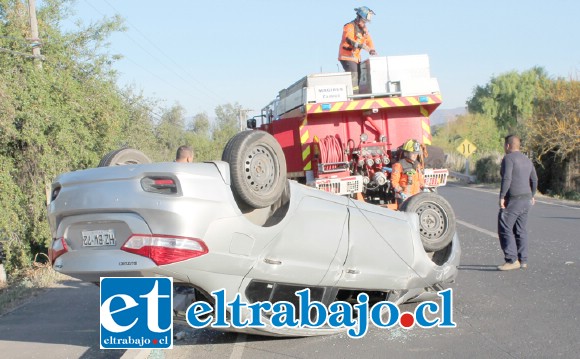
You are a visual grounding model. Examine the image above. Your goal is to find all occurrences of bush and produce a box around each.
[563,191,580,201]
[2,239,30,277]
[445,152,469,173]
[475,154,502,183]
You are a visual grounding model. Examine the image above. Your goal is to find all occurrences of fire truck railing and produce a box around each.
[312,176,364,195]
[319,162,350,173]
[349,91,402,100]
[423,168,449,187]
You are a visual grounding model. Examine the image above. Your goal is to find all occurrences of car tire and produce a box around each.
[222,130,287,209]
[399,192,456,252]
[98,148,152,167]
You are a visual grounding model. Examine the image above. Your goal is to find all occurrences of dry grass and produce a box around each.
[445,152,476,173]
[0,253,65,316]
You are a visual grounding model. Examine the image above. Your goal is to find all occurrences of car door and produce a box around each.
[337,203,416,290]
[245,194,349,287]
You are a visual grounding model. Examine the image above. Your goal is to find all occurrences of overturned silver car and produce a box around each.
[47,131,460,336]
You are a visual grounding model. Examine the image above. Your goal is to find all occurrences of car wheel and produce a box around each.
[98,148,152,167]
[399,192,456,252]
[222,130,287,209]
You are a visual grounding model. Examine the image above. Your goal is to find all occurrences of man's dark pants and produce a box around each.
[498,198,532,264]
[340,60,360,92]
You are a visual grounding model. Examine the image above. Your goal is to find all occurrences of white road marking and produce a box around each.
[457,219,497,238]
[456,185,579,210]
[229,333,247,359]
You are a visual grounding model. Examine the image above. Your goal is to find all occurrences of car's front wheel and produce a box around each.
[400,192,456,252]
[222,130,287,209]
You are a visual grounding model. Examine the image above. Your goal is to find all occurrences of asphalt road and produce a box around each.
[0,182,578,359]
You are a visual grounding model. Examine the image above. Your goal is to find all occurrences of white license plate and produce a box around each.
[82,229,116,247]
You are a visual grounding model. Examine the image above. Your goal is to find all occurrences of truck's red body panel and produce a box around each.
[255,55,447,204]
[260,94,441,177]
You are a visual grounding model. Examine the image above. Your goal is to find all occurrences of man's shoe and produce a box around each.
[520,263,528,269]
[497,260,520,271]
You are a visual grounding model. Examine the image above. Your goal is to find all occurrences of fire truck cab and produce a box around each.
[251,54,448,208]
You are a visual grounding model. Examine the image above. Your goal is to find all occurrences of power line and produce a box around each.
[83,0,227,111]
[0,35,38,44]
[81,0,209,110]
[101,0,228,104]
[126,101,163,123]
[121,55,205,109]
[0,46,44,59]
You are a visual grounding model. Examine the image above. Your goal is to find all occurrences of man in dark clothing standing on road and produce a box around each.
[497,135,538,271]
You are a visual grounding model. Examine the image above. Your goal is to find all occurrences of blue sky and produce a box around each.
[63,0,580,119]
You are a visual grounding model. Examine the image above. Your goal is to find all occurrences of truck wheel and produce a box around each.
[399,192,456,252]
[222,130,287,209]
[98,148,152,167]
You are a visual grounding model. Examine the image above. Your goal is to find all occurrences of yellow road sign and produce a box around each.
[457,139,477,158]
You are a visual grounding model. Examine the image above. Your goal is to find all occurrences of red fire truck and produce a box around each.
[249,54,448,209]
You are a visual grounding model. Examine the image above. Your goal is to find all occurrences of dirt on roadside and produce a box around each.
[0,266,66,317]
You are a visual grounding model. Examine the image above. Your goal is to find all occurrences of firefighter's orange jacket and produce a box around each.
[391,159,425,196]
[338,21,374,63]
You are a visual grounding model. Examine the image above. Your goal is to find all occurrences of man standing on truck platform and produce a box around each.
[497,135,538,271]
[391,139,425,205]
[338,6,376,94]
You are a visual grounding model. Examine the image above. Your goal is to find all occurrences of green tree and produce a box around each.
[187,112,213,161]
[0,1,252,275]
[211,103,242,159]
[116,88,163,160]
[526,79,580,160]
[190,112,210,136]
[0,0,158,273]
[432,113,503,154]
[467,67,550,134]
[156,104,187,161]
[526,78,580,195]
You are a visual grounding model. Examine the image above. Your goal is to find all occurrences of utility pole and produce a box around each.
[27,0,42,68]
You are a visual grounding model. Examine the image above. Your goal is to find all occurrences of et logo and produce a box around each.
[100,277,173,349]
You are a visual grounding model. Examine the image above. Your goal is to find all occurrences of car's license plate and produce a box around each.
[82,229,116,247]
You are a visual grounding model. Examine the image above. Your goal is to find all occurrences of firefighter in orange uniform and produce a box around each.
[392,139,425,204]
[338,6,376,93]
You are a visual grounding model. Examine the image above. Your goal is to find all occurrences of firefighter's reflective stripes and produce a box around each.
[306,94,442,114]
[299,118,312,170]
[420,106,432,145]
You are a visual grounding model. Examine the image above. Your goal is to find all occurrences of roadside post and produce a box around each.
[456,139,477,176]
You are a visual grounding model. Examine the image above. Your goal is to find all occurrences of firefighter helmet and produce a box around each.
[355,6,375,22]
[402,139,421,154]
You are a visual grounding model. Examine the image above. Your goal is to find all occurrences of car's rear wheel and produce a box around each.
[222,130,287,209]
[399,192,456,252]
[98,148,152,167]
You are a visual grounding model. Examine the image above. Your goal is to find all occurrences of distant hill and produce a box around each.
[430,107,467,126]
